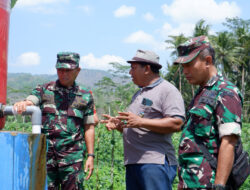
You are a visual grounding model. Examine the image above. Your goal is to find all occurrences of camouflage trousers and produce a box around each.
[47,161,84,190]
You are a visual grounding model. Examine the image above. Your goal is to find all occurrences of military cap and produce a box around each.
[174,35,210,64]
[56,52,80,69]
[127,49,162,69]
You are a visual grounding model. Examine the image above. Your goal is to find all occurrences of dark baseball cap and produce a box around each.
[174,35,210,64]
[127,49,162,69]
[56,52,80,69]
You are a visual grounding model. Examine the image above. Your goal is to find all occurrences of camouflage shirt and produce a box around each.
[26,80,94,166]
[178,74,242,189]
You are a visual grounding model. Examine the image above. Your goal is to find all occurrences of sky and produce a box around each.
[6,0,250,74]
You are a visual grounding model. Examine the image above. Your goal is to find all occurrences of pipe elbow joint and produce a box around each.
[26,106,42,125]
[3,105,42,134]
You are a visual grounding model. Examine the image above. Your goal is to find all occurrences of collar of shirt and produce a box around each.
[196,74,220,95]
[140,77,163,91]
[52,80,78,94]
[190,74,220,109]
[205,74,219,87]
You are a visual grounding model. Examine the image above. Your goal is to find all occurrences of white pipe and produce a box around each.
[3,106,42,134]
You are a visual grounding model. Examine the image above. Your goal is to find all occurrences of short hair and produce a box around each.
[138,63,160,74]
[149,65,160,74]
[199,46,215,64]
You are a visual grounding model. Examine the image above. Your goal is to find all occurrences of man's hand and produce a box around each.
[101,114,123,131]
[84,156,94,180]
[117,112,143,128]
[117,112,183,134]
[13,100,34,114]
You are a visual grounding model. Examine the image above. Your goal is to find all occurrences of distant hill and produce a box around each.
[76,69,113,88]
[7,69,112,104]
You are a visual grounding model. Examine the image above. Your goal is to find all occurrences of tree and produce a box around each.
[210,31,236,76]
[223,17,250,98]
[165,34,188,93]
[165,34,188,58]
[193,19,210,37]
[11,0,18,8]
[94,62,137,116]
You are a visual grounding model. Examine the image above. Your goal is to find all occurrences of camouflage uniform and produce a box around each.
[178,74,242,189]
[26,52,94,190]
[174,36,243,189]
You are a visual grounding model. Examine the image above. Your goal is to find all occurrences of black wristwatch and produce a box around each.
[213,184,226,190]
[87,153,95,158]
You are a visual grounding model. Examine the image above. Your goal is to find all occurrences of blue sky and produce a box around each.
[7,0,250,74]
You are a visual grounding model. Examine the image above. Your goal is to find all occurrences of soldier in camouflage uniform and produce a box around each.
[174,36,243,190]
[14,52,95,190]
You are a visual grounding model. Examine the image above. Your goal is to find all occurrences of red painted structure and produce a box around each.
[0,0,10,129]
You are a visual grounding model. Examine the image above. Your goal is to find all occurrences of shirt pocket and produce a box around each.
[71,95,88,110]
[189,107,215,138]
[67,107,84,133]
[138,104,152,118]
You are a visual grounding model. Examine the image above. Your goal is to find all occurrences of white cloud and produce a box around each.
[80,53,126,71]
[124,30,155,44]
[16,0,69,7]
[124,30,166,51]
[16,52,41,66]
[114,5,136,18]
[143,12,154,22]
[161,22,195,38]
[162,0,240,23]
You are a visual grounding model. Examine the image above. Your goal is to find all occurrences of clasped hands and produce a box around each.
[101,112,143,131]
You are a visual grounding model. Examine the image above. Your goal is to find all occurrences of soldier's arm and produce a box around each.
[214,89,242,185]
[84,123,95,180]
[14,84,43,114]
[13,100,35,114]
[214,135,238,185]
